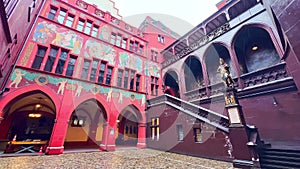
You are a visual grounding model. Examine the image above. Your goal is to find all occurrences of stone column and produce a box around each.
[137,122,146,148]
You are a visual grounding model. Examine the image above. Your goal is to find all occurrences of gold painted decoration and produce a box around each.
[20,42,34,66]
[76,0,88,9]
[90,85,100,95]
[34,74,48,86]
[66,84,76,90]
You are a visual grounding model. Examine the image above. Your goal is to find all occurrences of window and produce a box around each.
[98,62,106,83]
[76,19,85,32]
[55,50,68,74]
[124,69,129,89]
[32,46,47,69]
[129,41,134,51]
[44,47,58,72]
[150,118,159,141]
[134,41,139,53]
[151,50,158,62]
[90,60,99,81]
[177,125,184,141]
[116,34,122,47]
[121,38,127,49]
[66,56,77,77]
[47,7,57,20]
[193,128,202,143]
[136,74,141,91]
[106,66,113,85]
[57,9,67,24]
[4,0,19,18]
[158,35,165,43]
[81,60,91,80]
[151,76,159,96]
[117,69,123,87]
[84,20,92,34]
[129,71,135,90]
[91,25,99,37]
[65,14,74,27]
[110,33,116,45]
[139,45,144,55]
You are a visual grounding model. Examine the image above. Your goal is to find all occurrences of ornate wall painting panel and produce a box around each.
[83,39,116,65]
[118,52,143,73]
[144,61,160,77]
[32,21,83,54]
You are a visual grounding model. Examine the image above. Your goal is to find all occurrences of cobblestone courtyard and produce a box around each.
[0,148,234,169]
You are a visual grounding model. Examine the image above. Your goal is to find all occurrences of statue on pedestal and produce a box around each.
[217,58,234,88]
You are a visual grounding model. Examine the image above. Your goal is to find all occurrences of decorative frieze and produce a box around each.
[162,23,231,68]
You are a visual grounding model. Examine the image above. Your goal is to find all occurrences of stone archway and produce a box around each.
[0,91,56,154]
[64,99,107,149]
[116,105,145,148]
[164,70,180,98]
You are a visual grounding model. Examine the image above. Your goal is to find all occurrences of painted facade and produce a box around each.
[0,0,174,155]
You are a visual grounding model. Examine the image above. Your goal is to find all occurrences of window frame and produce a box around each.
[150,117,159,141]
[65,55,77,77]
[57,8,67,24]
[32,45,47,70]
[47,6,58,20]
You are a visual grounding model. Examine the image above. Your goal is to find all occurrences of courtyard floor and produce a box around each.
[0,148,234,169]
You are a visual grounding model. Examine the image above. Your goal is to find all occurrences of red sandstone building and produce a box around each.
[1,0,300,168]
[0,0,177,154]
[146,0,300,168]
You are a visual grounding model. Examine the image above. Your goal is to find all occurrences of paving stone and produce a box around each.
[0,148,235,169]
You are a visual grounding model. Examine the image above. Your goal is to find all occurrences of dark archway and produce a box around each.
[64,99,107,149]
[234,27,280,73]
[0,91,56,153]
[205,44,235,85]
[164,70,180,98]
[116,105,141,146]
[184,56,204,91]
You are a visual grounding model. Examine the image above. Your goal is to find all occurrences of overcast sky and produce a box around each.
[86,0,220,35]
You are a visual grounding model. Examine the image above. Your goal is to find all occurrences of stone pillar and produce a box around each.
[224,87,257,169]
[137,122,146,148]
[100,123,116,151]
[45,118,68,155]
[45,91,72,155]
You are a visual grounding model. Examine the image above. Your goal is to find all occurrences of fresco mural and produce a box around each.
[9,68,145,104]
[32,21,83,54]
[144,61,160,77]
[83,39,116,65]
[119,52,143,73]
[99,25,111,41]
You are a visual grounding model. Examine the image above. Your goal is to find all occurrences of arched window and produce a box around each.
[164,70,180,98]
[205,44,235,85]
[184,56,204,91]
[234,27,280,73]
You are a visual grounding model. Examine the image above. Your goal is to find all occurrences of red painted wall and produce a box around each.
[0,0,45,91]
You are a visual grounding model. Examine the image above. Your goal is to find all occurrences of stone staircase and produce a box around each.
[147,94,230,133]
[258,148,300,169]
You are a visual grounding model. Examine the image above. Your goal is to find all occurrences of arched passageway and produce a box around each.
[0,91,56,153]
[116,105,142,147]
[205,44,235,85]
[184,56,204,91]
[234,27,280,74]
[164,70,180,98]
[64,99,107,149]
